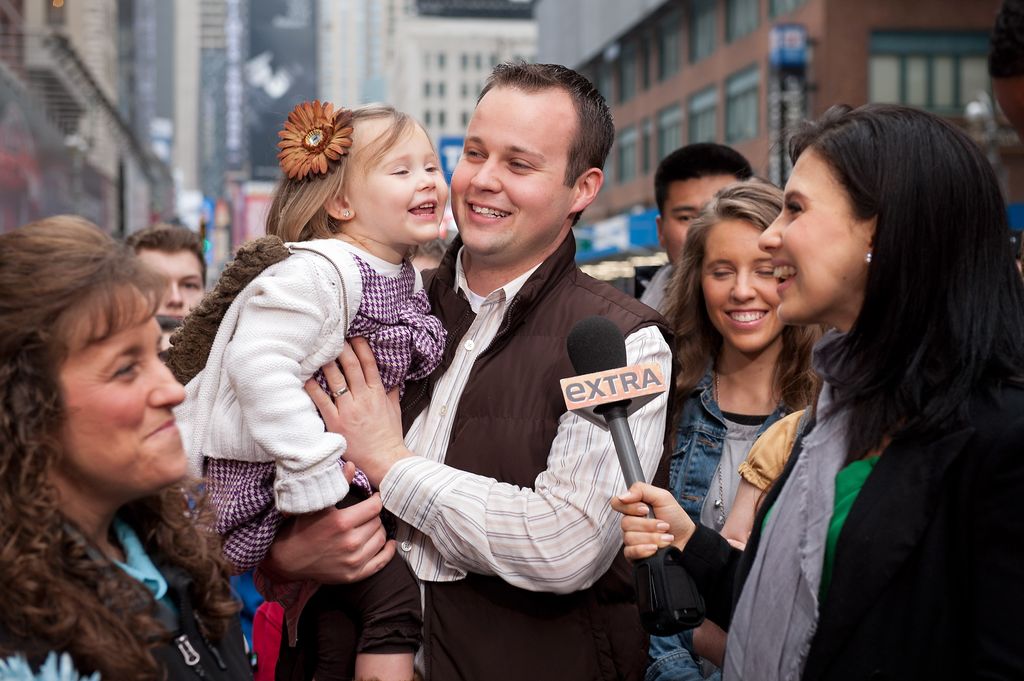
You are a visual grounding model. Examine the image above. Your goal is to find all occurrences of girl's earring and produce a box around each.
[342,210,352,219]
[865,250,873,264]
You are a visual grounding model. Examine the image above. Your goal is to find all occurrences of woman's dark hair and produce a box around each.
[791,104,1024,459]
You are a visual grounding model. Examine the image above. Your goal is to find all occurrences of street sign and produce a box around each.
[438,136,464,185]
[769,24,808,69]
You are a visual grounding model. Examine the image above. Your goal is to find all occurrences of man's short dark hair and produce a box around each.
[654,143,753,214]
[990,0,1024,78]
[479,62,614,189]
[125,223,207,283]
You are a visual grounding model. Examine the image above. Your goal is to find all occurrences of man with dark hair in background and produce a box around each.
[990,0,1024,272]
[991,0,1024,135]
[639,144,752,312]
[126,223,207,349]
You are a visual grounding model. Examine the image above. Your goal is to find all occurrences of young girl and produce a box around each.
[174,101,447,681]
[647,180,819,681]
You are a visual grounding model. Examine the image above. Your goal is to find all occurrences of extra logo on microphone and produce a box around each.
[560,364,667,427]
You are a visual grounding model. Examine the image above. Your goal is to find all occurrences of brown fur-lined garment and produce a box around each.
[166,235,292,385]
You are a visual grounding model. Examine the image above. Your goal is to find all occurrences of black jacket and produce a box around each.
[399,232,674,681]
[1,562,252,680]
[152,564,253,680]
[681,383,1024,680]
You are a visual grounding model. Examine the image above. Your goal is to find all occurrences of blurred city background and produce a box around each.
[0,0,1018,282]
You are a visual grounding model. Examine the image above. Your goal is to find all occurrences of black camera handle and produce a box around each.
[600,404,706,635]
[634,545,705,635]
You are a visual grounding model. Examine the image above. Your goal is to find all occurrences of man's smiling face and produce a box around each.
[451,86,596,283]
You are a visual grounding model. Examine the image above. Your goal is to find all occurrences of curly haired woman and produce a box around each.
[0,216,250,679]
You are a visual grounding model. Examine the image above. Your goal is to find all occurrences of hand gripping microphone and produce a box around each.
[563,316,705,635]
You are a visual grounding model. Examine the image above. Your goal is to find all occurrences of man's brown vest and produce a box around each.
[401,232,674,681]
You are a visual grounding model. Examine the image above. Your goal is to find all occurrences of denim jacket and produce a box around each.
[668,368,785,522]
[648,367,785,681]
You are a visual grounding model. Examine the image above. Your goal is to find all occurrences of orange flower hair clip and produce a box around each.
[276,100,354,180]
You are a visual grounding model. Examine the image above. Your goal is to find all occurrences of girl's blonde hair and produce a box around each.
[664,179,821,411]
[266,104,419,242]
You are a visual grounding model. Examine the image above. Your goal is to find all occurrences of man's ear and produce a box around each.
[655,214,667,251]
[568,167,604,216]
[325,196,355,221]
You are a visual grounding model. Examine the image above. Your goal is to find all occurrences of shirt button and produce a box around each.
[464,339,475,351]
[439,404,448,416]
[400,541,413,552]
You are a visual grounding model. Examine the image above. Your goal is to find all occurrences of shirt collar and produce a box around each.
[111,516,168,602]
[455,246,542,314]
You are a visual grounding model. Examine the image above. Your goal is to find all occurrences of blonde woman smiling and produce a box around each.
[649,180,819,681]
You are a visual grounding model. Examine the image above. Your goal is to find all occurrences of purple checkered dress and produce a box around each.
[206,255,445,572]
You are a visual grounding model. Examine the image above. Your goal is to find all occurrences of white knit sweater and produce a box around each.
[176,239,365,515]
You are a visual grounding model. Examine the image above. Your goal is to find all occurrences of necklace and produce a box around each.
[712,370,726,527]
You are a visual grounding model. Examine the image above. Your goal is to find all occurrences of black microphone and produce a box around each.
[566,316,705,635]
[566,316,648,487]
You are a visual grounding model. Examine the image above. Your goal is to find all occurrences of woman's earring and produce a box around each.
[865,250,873,264]
[342,210,352,219]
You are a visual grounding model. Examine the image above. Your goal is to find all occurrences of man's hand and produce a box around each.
[305,338,412,487]
[263,488,396,584]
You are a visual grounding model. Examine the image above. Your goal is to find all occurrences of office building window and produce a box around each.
[688,87,718,143]
[690,0,716,63]
[727,0,759,42]
[641,119,653,175]
[475,53,483,69]
[868,31,990,113]
[438,53,446,69]
[461,53,469,70]
[424,111,432,126]
[619,43,637,103]
[490,53,499,67]
[462,111,470,127]
[439,111,446,127]
[726,65,760,142]
[424,82,431,97]
[771,0,807,17]
[657,104,683,161]
[617,126,638,185]
[439,82,446,97]
[657,10,682,80]
[640,38,651,91]
[461,82,469,98]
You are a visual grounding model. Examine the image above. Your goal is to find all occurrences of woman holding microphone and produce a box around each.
[615,104,1024,680]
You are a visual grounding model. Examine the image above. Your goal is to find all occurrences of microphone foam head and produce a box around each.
[566,316,627,375]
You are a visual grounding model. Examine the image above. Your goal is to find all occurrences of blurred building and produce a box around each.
[388,0,537,143]
[536,0,1017,264]
[319,0,404,105]
[198,0,228,201]
[119,0,176,231]
[0,0,173,233]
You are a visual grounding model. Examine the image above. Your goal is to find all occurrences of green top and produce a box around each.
[819,456,879,599]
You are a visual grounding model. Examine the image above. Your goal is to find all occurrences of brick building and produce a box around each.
[536,0,1020,259]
